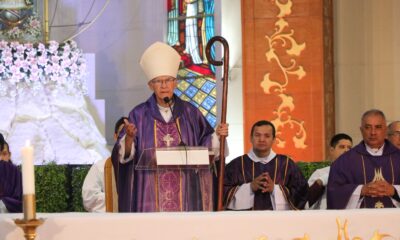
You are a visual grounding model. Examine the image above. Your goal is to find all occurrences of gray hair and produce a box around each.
[361,109,386,124]
[387,121,400,136]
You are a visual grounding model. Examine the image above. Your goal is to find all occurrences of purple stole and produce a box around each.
[154,119,183,211]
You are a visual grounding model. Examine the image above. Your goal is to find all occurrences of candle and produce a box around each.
[21,140,35,195]
[21,140,36,220]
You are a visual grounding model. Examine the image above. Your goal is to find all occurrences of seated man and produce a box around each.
[307,133,352,209]
[223,120,308,210]
[387,121,400,149]
[81,117,127,212]
[327,109,400,209]
[0,133,22,213]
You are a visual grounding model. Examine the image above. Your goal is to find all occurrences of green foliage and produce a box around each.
[35,163,68,212]
[70,165,90,212]
[297,161,331,180]
[35,163,91,212]
[33,162,327,212]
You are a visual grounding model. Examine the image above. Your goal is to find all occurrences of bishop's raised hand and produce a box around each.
[124,119,137,138]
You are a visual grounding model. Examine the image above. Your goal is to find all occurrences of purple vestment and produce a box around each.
[223,154,308,210]
[0,160,22,213]
[112,94,214,212]
[327,140,400,209]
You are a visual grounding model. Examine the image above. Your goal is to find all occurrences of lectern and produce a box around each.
[136,146,214,212]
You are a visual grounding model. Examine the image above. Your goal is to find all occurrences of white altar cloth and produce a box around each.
[1,209,399,240]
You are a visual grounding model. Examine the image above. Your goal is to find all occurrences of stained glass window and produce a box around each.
[167,0,217,127]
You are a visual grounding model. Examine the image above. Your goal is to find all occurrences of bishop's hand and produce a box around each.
[124,119,137,139]
[216,123,229,137]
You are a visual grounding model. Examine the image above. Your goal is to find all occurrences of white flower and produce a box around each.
[16,44,26,53]
[38,43,46,52]
[48,41,59,53]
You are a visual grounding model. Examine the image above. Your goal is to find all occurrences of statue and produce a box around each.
[0,0,42,42]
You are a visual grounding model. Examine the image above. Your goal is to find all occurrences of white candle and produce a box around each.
[21,140,35,195]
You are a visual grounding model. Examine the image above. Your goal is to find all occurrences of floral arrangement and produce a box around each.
[2,14,42,41]
[0,40,87,97]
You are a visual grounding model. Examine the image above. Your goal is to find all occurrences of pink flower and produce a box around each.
[10,41,20,48]
[29,19,40,28]
[51,55,60,63]
[38,57,47,67]
[30,65,39,75]
[61,59,72,68]
[4,57,13,66]
[13,59,23,68]
[24,43,33,49]
[3,50,12,59]
[0,41,8,48]
[29,58,38,65]
[63,44,71,53]
[10,65,20,74]
[21,60,30,70]
[30,74,40,82]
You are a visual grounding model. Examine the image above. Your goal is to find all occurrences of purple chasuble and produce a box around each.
[223,154,308,210]
[112,94,214,212]
[327,140,400,209]
[0,160,23,213]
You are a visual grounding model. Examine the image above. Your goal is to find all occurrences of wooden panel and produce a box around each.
[242,0,334,161]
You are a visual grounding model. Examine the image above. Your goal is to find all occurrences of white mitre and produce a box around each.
[139,42,181,81]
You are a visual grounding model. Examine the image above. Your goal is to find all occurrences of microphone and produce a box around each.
[163,97,186,146]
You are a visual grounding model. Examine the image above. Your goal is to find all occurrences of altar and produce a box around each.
[1,209,399,240]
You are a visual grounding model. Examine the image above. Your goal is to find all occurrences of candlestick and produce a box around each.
[14,219,44,240]
[21,140,35,220]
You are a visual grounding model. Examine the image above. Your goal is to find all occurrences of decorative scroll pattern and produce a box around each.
[251,218,392,240]
[260,0,307,149]
[335,218,392,240]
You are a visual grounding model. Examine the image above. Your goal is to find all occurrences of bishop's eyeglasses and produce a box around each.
[151,78,176,86]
